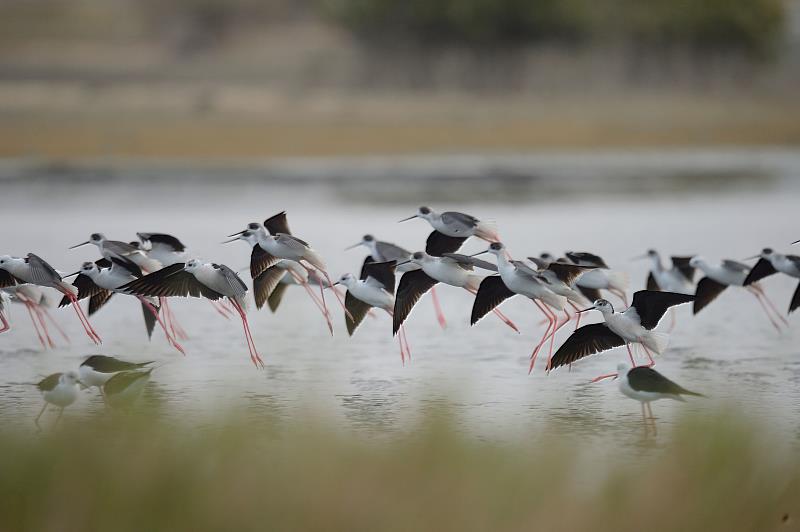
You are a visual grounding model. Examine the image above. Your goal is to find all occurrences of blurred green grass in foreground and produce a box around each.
[0,408,797,532]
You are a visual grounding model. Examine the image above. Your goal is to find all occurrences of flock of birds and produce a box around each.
[2,207,798,434]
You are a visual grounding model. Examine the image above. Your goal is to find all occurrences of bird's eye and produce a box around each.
[419,207,430,214]
[490,243,502,250]
[363,235,373,241]
[412,252,423,259]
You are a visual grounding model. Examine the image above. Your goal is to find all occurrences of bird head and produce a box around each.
[184,259,202,272]
[399,206,433,223]
[334,273,356,288]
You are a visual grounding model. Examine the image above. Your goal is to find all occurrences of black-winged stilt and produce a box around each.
[70,233,160,273]
[34,371,82,429]
[690,256,787,331]
[471,242,567,372]
[743,248,800,314]
[635,250,695,294]
[60,259,183,353]
[399,206,500,242]
[0,253,102,344]
[548,290,694,376]
[120,259,263,367]
[79,355,154,395]
[615,362,704,436]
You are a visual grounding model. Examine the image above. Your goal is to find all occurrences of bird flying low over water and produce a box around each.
[743,248,800,314]
[399,206,500,242]
[120,259,264,368]
[548,290,695,375]
[635,249,696,294]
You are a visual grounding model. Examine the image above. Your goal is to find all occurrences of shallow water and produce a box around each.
[1,150,799,450]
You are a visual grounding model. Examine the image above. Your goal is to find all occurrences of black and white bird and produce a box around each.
[2,284,70,349]
[136,233,188,267]
[743,248,800,314]
[549,290,695,375]
[103,368,154,409]
[399,206,500,242]
[690,256,788,331]
[393,250,518,336]
[34,371,82,429]
[635,250,695,294]
[471,242,568,372]
[79,355,154,394]
[60,259,182,353]
[564,251,630,305]
[121,259,264,368]
[71,233,161,273]
[616,363,704,435]
[334,259,412,362]
[0,253,102,344]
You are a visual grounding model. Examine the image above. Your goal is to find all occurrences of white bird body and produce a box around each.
[597,302,669,354]
[648,253,694,294]
[0,256,76,295]
[42,372,80,408]
[535,269,590,306]
[768,253,800,278]
[495,255,566,310]
[341,276,393,311]
[575,269,628,292]
[413,253,481,291]
[691,258,747,286]
[90,234,161,273]
[253,227,326,271]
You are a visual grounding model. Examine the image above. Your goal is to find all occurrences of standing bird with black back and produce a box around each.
[33,371,82,429]
[79,355,155,396]
[615,363,704,436]
[548,290,694,378]
[121,259,264,368]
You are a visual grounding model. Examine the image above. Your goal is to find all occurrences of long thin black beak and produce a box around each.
[396,259,411,266]
[471,250,490,257]
[221,236,242,244]
[62,271,80,278]
[345,243,362,251]
[69,241,90,250]
[328,281,340,288]
[743,254,760,260]
[398,215,418,223]
[793,240,799,245]
[227,230,246,237]
[576,307,595,314]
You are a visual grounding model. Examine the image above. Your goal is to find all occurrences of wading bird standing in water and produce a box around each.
[34,371,82,429]
[615,363,704,436]
[121,259,264,368]
[0,253,102,344]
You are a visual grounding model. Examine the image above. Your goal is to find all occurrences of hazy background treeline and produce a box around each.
[0,0,796,90]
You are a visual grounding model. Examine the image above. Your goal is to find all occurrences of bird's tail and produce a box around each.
[606,270,629,292]
[474,220,500,242]
[303,249,327,272]
[680,388,706,398]
[465,275,482,293]
[644,331,670,354]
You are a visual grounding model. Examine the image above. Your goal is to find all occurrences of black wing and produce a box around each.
[393,270,438,334]
[344,291,373,336]
[362,260,397,294]
[141,301,157,339]
[264,211,291,236]
[253,265,287,310]
[548,263,591,285]
[565,251,608,268]
[36,373,62,392]
[137,233,186,252]
[790,281,800,314]
[670,256,696,283]
[577,286,602,302]
[81,354,153,372]
[425,230,467,257]
[471,275,515,326]
[110,256,143,278]
[267,283,289,313]
[629,290,694,330]
[549,323,625,369]
[358,256,375,279]
[59,274,105,307]
[121,263,224,300]
[0,269,19,288]
[88,290,114,316]
[693,277,728,315]
[743,258,777,286]
[646,272,660,291]
[250,245,279,279]
[628,367,703,396]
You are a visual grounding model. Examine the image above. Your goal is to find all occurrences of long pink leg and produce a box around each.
[529,301,555,373]
[400,325,412,361]
[569,302,583,330]
[0,311,9,333]
[396,335,406,365]
[539,305,572,373]
[24,302,48,349]
[163,299,189,339]
[646,402,657,436]
[430,287,447,329]
[749,289,782,332]
[63,291,102,344]
[231,299,264,368]
[751,285,789,326]
[465,288,519,332]
[208,300,232,320]
[40,307,70,344]
[626,343,637,366]
[31,304,56,348]
[641,344,656,367]
[139,297,185,355]
[288,271,334,335]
